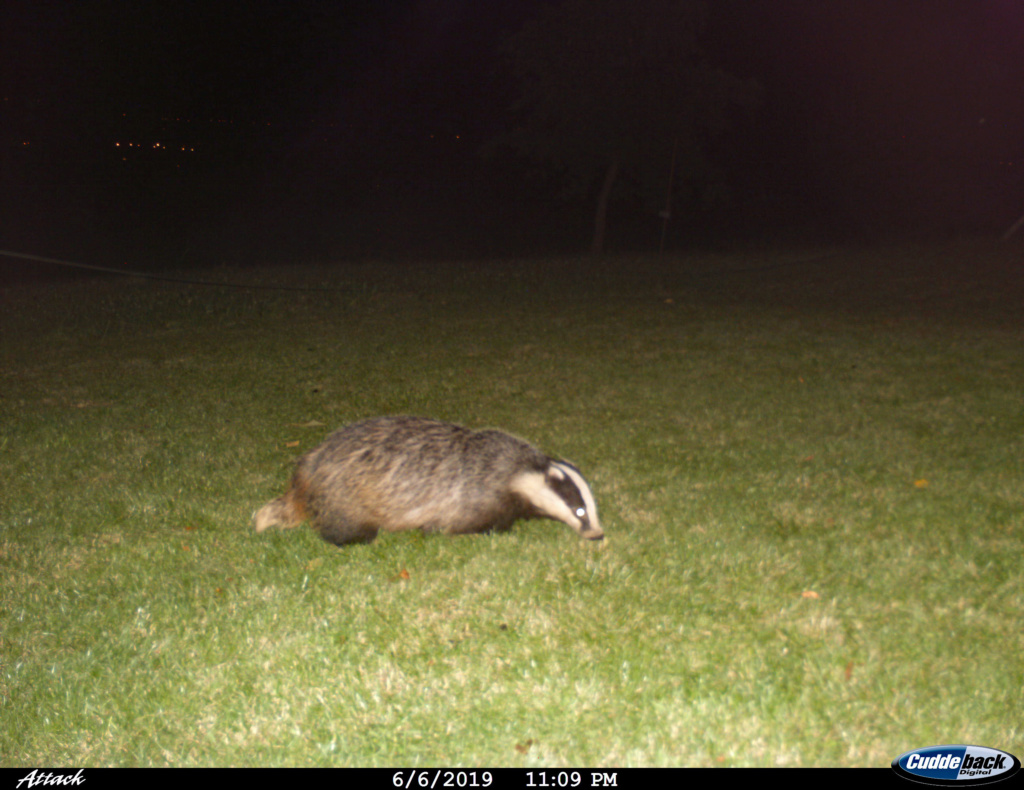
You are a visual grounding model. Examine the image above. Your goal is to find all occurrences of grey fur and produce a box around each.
[254,416,603,546]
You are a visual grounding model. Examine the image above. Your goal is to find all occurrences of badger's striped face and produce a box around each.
[512,460,603,540]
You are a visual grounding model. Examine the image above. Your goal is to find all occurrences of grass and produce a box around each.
[1,240,1022,766]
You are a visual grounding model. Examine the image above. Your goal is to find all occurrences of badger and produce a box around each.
[253,416,603,546]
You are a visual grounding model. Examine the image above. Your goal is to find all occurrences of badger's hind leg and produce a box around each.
[314,517,380,546]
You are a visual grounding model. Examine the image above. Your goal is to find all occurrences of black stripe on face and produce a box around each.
[547,467,589,527]
[550,460,603,539]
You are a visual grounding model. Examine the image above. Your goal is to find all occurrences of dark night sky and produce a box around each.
[2,0,1023,266]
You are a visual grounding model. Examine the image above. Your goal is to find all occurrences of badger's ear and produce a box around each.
[545,463,567,483]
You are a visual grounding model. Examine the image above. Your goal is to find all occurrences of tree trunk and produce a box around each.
[591,158,620,255]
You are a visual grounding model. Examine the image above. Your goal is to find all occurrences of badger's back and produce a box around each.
[254,416,602,546]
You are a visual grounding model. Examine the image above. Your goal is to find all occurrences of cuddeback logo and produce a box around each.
[892,745,1021,786]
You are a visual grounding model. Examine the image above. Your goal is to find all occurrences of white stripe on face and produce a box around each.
[510,469,582,530]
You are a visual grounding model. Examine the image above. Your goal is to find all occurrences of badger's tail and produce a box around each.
[253,472,310,532]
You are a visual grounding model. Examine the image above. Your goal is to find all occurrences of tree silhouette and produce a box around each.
[497,0,759,253]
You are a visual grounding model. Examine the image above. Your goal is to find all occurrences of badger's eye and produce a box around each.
[575,507,586,518]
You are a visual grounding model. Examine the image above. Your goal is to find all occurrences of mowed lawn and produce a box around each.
[1,241,1022,766]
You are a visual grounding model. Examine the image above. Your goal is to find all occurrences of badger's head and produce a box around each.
[512,459,604,540]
